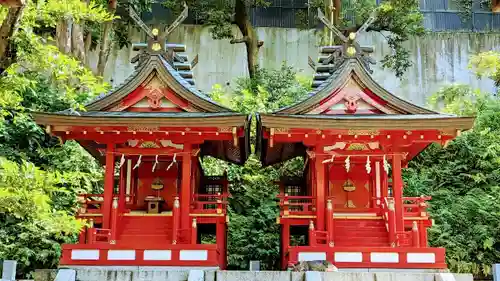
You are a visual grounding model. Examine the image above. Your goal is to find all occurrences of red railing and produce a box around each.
[84,227,111,244]
[77,194,105,214]
[192,193,228,214]
[381,197,396,247]
[403,196,431,217]
[277,195,315,216]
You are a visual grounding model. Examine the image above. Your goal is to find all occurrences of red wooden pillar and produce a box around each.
[110,198,119,243]
[315,147,326,231]
[78,227,86,244]
[281,220,290,268]
[102,143,115,229]
[419,221,428,247]
[412,221,420,247]
[216,217,227,268]
[172,196,180,244]
[308,220,316,246]
[326,199,334,247]
[191,218,197,244]
[87,219,94,244]
[392,154,404,232]
[119,163,126,212]
[181,145,192,230]
[387,199,396,247]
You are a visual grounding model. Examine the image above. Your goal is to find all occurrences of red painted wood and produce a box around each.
[333,219,388,247]
[103,144,115,228]
[118,216,173,246]
[126,107,184,112]
[110,199,119,242]
[392,154,404,232]
[286,246,447,269]
[216,218,227,268]
[281,221,290,268]
[328,163,372,210]
[315,147,326,231]
[326,200,333,246]
[181,145,192,230]
[172,197,180,244]
[60,244,220,267]
[134,161,179,210]
[419,221,428,247]
[119,165,126,212]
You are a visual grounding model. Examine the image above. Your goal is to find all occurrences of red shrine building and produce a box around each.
[257,39,475,269]
[34,29,250,268]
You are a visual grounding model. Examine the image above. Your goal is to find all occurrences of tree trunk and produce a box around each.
[333,0,341,25]
[71,23,86,62]
[96,0,117,77]
[232,0,262,79]
[96,21,112,76]
[55,19,73,55]
[84,32,92,66]
[0,5,25,73]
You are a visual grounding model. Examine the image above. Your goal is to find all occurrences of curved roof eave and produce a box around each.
[274,58,437,115]
[85,55,231,113]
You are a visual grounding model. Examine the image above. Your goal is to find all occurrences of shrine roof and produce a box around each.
[276,57,436,115]
[258,113,475,130]
[85,51,229,112]
[34,111,251,165]
[257,55,475,166]
[33,111,249,126]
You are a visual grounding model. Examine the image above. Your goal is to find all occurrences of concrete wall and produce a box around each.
[88,26,500,107]
[36,268,473,281]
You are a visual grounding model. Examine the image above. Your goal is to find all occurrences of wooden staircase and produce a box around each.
[333,219,390,247]
[117,216,173,246]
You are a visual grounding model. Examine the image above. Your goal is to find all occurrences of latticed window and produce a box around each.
[284,181,306,212]
[285,184,302,196]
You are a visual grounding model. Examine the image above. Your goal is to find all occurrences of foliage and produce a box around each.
[308,0,424,77]
[209,64,311,114]
[452,0,491,23]
[404,84,500,277]
[0,31,109,114]
[202,64,308,270]
[0,158,86,276]
[469,51,500,88]
[0,2,106,276]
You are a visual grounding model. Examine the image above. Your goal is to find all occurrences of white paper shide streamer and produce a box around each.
[133,155,142,170]
[383,155,390,174]
[345,156,350,172]
[365,156,371,174]
[167,153,177,171]
[152,155,159,172]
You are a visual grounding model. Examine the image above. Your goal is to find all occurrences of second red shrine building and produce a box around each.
[33,27,474,269]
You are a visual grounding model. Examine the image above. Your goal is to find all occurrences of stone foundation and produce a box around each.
[36,268,473,281]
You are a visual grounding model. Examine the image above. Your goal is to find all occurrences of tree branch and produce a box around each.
[230,37,249,44]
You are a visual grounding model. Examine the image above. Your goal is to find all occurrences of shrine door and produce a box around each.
[328,163,373,210]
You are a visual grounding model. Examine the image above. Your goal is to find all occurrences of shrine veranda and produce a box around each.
[33,9,475,271]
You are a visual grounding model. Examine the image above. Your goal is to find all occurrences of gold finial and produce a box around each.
[192,218,197,228]
[152,28,159,36]
[346,46,356,56]
[309,220,315,230]
[151,42,161,51]
[348,32,356,41]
